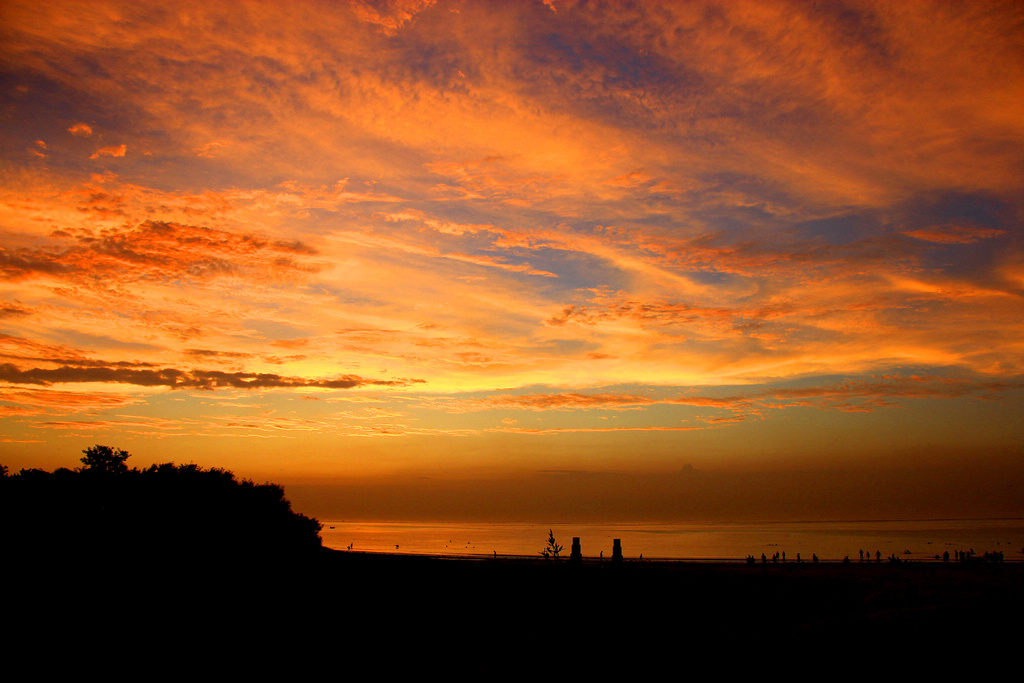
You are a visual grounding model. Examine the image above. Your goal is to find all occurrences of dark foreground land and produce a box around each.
[9,455,1019,662]
[10,547,1022,658]
[320,552,1024,647]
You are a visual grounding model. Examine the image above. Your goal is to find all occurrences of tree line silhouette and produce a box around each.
[2,445,322,564]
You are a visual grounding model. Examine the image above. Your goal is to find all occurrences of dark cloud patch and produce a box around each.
[802,0,894,66]
[515,5,706,131]
[0,363,424,390]
[0,248,72,280]
[0,69,96,166]
[0,302,32,318]
[893,191,1021,290]
[795,213,882,247]
[897,192,1016,238]
[1,357,159,369]
[272,239,318,255]
[0,221,320,286]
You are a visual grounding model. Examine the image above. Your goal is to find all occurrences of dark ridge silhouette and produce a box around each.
[2,445,323,570]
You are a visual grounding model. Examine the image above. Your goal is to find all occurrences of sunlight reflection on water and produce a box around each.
[320,519,1024,561]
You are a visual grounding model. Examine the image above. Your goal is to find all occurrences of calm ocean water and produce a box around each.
[320,518,1024,561]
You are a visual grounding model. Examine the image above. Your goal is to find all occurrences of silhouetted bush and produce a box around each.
[1,445,322,567]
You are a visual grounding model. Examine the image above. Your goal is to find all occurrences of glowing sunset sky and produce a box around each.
[2,0,1023,521]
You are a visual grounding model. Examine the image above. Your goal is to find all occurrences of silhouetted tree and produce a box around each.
[1,445,323,568]
[79,444,130,474]
[541,529,563,560]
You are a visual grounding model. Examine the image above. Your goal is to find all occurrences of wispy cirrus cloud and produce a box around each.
[0,388,144,415]
[490,426,707,436]
[425,374,1024,417]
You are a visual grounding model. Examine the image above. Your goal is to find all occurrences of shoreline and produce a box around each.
[325,547,1024,564]
[10,544,1023,651]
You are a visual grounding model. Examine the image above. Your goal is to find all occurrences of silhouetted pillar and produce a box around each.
[570,537,581,564]
[612,538,623,564]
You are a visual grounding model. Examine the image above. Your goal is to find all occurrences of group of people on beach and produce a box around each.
[938,549,1005,563]
[743,547,1012,564]
[747,551,817,564]
[746,550,897,564]
[743,547,1009,564]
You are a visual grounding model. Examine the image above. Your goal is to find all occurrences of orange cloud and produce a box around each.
[464,392,656,412]
[0,388,144,415]
[491,426,706,435]
[349,0,437,36]
[0,220,320,285]
[89,144,126,159]
[903,225,1007,244]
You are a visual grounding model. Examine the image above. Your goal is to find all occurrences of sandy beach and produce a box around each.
[9,545,1022,663]
[304,549,1024,646]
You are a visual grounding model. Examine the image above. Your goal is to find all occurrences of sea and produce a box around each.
[319,518,1024,562]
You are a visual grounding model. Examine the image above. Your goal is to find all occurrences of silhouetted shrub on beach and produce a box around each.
[1,445,322,568]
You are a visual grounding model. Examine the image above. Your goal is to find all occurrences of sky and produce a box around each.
[2,0,1023,522]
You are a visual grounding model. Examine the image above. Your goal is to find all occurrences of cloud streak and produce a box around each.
[0,363,422,390]
[1,220,320,285]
